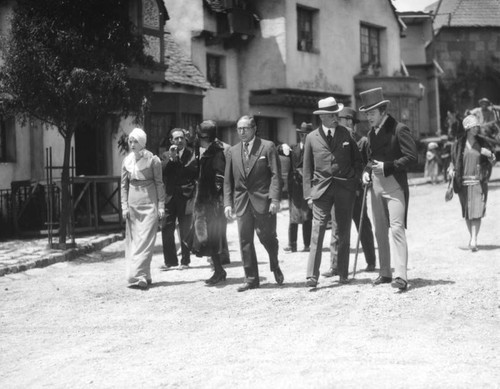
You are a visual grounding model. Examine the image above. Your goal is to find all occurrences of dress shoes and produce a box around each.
[302,246,310,252]
[391,277,408,291]
[179,264,190,270]
[305,278,318,288]
[273,267,284,285]
[373,275,392,285]
[322,268,338,278]
[128,280,148,290]
[365,264,376,272]
[205,270,227,286]
[338,276,350,284]
[160,264,176,271]
[284,246,297,253]
[237,282,259,292]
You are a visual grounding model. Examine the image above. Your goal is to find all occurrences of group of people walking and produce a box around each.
[120,87,497,291]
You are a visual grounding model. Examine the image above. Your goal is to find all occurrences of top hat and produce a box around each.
[478,97,491,106]
[297,122,313,133]
[338,107,359,123]
[358,87,390,112]
[313,97,344,115]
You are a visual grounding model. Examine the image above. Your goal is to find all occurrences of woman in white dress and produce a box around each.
[121,128,165,288]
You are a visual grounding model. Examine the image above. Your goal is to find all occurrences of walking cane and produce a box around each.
[352,183,370,279]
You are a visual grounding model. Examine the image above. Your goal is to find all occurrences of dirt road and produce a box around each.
[1,170,499,388]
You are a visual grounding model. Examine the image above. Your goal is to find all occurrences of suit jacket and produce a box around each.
[161,146,198,207]
[303,125,362,201]
[365,114,417,226]
[224,137,282,217]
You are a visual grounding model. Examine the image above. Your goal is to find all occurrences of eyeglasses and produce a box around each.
[237,126,254,132]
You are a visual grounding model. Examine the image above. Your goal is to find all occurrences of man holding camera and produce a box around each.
[161,128,198,270]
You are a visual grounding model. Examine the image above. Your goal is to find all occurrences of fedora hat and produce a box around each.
[338,107,359,123]
[358,87,390,112]
[478,97,491,105]
[313,97,344,115]
[297,122,313,133]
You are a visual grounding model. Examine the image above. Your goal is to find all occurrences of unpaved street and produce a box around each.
[1,169,499,388]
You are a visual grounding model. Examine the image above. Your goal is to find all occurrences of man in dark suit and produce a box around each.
[303,97,363,287]
[323,107,377,277]
[360,87,417,291]
[279,122,313,253]
[224,115,284,292]
[161,128,198,270]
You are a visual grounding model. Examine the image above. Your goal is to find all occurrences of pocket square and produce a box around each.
[258,156,266,160]
[342,141,349,147]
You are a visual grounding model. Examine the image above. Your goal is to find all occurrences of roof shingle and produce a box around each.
[431,0,500,30]
[164,33,211,90]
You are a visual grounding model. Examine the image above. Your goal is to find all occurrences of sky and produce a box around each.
[391,0,438,12]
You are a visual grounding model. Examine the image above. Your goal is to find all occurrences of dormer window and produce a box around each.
[129,0,169,66]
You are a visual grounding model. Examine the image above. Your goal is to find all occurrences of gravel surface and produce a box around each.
[1,169,499,388]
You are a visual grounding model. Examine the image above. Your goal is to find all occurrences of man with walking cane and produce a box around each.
[360,88,417,291]
[323,107,377,278]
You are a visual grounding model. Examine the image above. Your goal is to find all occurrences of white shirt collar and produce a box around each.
[322,124,335,137]
[374,115,388,134]
[244,137,256,152]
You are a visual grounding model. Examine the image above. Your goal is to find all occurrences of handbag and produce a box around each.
[445,179,454,201]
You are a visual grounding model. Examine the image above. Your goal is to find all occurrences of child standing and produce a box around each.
[424,142,441,184]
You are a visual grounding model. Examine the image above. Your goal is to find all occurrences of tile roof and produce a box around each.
[164,33,211,90]
[431,0,500,31]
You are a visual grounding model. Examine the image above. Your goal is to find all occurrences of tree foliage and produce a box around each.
[0,0,155,244]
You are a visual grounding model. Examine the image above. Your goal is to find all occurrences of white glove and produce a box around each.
[281,143,291,156]
[362,172,371,185]
[224,206,233,220]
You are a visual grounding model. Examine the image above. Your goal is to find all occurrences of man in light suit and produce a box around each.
[303,97,363,287]
[224,115,284,292]
[360,87,417,291]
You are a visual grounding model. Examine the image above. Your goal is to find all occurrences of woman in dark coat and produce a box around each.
[188,120,228,285]
[449,114,496,252]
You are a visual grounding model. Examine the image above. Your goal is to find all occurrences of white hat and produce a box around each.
[462,115,479,130]
[129,127,147,148]
[313,97,344,115]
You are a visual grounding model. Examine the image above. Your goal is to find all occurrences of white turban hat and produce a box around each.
[462,115,479,130]
[129,127,147,148]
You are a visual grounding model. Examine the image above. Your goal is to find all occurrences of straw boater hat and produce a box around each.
[313,97,344,115]
[338,107,359,124]
[297,122,313,133]
[478,97,491,106]
[358,87,390,112]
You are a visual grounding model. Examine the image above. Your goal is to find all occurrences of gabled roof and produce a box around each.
[431,0,500,31]
[163,33,211,90]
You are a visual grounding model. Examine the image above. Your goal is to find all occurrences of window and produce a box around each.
[297,6,317,53]
[0,116,16,162]
[360,24,380,67]
[254,116,278,144]
[207,54,226,88]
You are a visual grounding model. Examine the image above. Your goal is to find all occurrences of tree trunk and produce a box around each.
[58,129,74,245]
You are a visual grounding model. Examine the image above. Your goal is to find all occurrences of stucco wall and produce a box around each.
[431,27,500,78]
[284,0,402,97]
[401,18,433,66]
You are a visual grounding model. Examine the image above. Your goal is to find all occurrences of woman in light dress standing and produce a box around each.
[449,115,496,252]
[121,128,165,288]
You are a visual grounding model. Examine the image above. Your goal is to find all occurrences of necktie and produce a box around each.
[244,142,250,159]
[327,129,333,144]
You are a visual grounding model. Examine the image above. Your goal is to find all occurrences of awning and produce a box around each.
[249,88,351,109]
